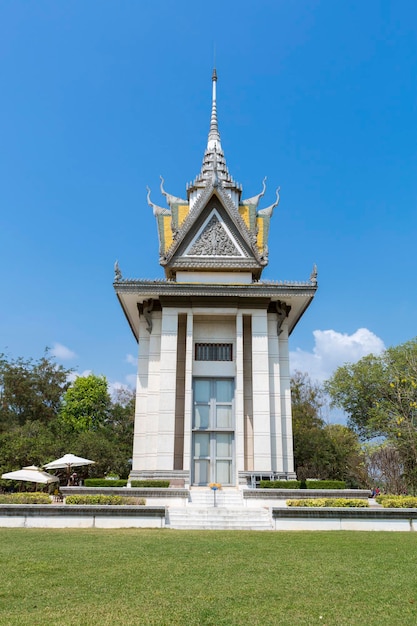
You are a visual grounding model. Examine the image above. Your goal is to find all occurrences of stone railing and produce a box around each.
[271,507,417,531]
[0,504,166,529]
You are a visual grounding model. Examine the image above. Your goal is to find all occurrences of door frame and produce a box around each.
[191,377,235,486]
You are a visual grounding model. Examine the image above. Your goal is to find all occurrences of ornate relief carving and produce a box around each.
[188,215,241,256]
[276,300,291,335]
[143,299,154,334]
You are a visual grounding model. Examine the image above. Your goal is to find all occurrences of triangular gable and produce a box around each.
[184,210,248,258]
[162,182,264,268]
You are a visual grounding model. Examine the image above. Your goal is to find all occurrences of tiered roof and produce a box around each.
[146,69,280,280]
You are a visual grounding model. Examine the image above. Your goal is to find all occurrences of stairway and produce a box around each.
[166,489,273,530]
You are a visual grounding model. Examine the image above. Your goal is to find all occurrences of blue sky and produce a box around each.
[1,1,416,393]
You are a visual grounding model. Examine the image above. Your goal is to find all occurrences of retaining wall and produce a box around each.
[0,505,166,529]
[272,507,417,531]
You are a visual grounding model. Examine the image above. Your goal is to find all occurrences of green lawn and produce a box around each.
[0,529,416,625]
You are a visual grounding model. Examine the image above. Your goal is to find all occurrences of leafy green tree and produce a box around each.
[0,351,71,431]
[324,354,387,439]
[324,423,366,487]
[107,387,135,447]
[0,350,135,478]
[291,371,365,485]
[60,374,112,432]
[325,338,417,491]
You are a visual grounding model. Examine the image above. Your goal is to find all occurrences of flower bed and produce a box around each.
[65,495,146,505]
[0,492,51,504]
[376,495,417,508]
[286,498,369,508]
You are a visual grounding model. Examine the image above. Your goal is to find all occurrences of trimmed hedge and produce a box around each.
[259,480,346,490]
[65,495,146,505]
[83,479,128,487]
[287,498,369,508]
[376,495,417,508]
[83,479,170,488]
[130,480,170,488]
[260,480,300,489]
[0,492,51,504]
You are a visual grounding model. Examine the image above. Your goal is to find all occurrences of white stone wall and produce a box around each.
[267,313,284,472]
[251,310,272,471]
[279,322,295,475]
[132,303,295,482]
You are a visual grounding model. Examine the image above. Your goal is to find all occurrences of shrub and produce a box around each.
[130,480,170,488]
[305,481,346,489]
[65,495,145,505]
[83,479,170,488]
[375,495,391,504]
[287,499,327,507]
[260,480,300,489]
[83,479,128,487]
[286,498,368,508]
[377,496,417,508]
[0,492,51,504]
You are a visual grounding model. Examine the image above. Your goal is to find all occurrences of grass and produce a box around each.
[0,529,417,625]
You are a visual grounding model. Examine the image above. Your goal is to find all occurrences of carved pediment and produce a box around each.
[185,211,247,258]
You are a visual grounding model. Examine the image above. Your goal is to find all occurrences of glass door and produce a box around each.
[192,378,234,485]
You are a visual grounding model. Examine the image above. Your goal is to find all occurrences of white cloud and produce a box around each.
[126,354,137,367]
[125,373,137,388]
[108,377,136,401]
[290,328,385,383]
[108,380,129,397]
[51,342,77,360]
[67,369,92,383]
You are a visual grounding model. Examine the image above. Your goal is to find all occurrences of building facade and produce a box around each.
[114,70,317,487]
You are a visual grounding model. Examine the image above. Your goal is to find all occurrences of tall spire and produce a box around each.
[207,68,221,151]
[187,69,242,205]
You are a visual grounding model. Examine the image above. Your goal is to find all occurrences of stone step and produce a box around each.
[189,490,244,508]
[167,507,272,530]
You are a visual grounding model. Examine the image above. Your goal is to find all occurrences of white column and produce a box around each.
[144,312,162,470]
[235,312,244,479]
[268,313,283,472]
[251,310,272,471]
[157,308,179,470]
[279,322,295,475]
[182,311,194,481]
[132,315,150,472]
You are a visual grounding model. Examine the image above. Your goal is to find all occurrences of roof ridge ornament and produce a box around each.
[159,176,187,207]
[310,264,318,286]
[146,186,171,216]
[242,177,267,208]
[114,260,122,281]
[257,187,280,217]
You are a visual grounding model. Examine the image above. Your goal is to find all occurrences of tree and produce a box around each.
[0,351,72,431]
[325,338,417,491]
[0,350,135,478]
[291,372,365,485]
[0,420,70,473]
[324,423,366,487]
[363,443,406,494]
[60,374,111,432]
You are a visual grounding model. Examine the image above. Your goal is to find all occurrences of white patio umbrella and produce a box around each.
[43,454,95,485]
[2,465,59,485]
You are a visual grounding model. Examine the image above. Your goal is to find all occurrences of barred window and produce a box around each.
[195,343,233,362]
